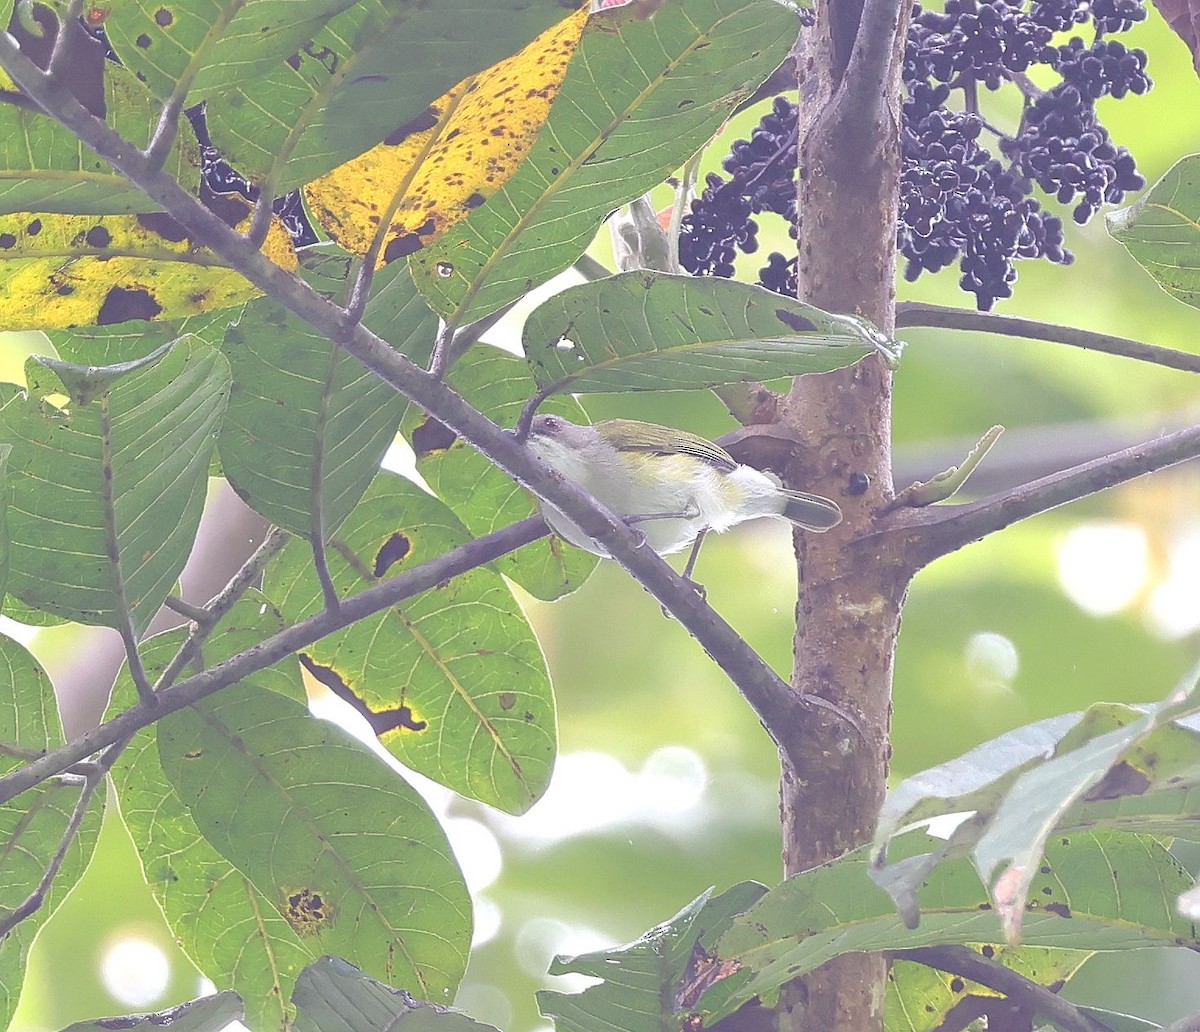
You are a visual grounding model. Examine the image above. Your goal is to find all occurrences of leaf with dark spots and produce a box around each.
[373,532,412,578]
[465,192,486,209]
[26,219,42,235]
[410,416,457,457]
[385,106,440,146]
[1083,760,1152,800]
[0,234,15,249]
[1044,902,1072,918]
[383,233,424,262]
[85,225,113,248]
[775,308,818,333]
[96,286,163,326]
[154,8,173,26]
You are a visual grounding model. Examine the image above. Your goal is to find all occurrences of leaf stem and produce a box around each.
[895,301,1200,374]
[898,946,1115,1032]
[45,0,82,82]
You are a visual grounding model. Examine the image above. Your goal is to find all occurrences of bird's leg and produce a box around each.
[623,502,701,525]
[680,528,709,599]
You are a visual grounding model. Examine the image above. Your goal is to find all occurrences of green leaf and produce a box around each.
[699,831,1196,1024]
[0,338,230,634]
[293,956,502,1032]
[47,309,239,365]
[538,882,766,1032]
[264,471,557,814]
[108,596,317,1032]
[972,675,1200,942]
[0,634,102,1030]
[886,946,1090,1032]
[103,0,361,103]
[217,257,433,538]
[1107,153,1200,310]
[207,0,579,192]
[0,66,199,215]
[522,272,888,394]
[411,0,799,326]
[401,345,597,600]
[58,992,245,1032]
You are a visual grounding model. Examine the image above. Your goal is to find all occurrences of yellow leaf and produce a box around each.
[305,3,588,265]
[0,206,296,330]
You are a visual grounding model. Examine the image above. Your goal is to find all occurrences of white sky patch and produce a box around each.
[1056,521,1148,616]
[100,935,170,1008]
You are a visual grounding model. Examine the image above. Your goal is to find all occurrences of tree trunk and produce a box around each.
[773,0,912,1026]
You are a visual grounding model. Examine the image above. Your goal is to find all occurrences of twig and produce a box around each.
[143,91,186,172]
[45,0,82,82]
[245,189,275,250]
[667,149,703,271]
[898,946,1114,1032]
[153,527,290,691]
[834,0,910,155]
[513,390,551,442]
[163,595,211,623]
[896,301,1200,375]
[0,735,125,938]
[0,517,551,805]
[873,423,1200,570]
[0,37,863,770]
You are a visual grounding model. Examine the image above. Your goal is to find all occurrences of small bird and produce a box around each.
[525,415,842,579]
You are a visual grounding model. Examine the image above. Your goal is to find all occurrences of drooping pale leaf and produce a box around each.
[58,993,245,1032]
[0,339,230,635]
[47,308,239,365]
[108,596,316,1032]
[411,0,799,326]
[264,472,556,814]
[886,946,1090,1032]
[400,345,597,601]
[0,65,199,215]
[696,831,1196,1025]
[0,209,296,330]
[103,0,359,102]
[538,882,766,1032]
[973,675,1200,943]
[293,957,502,1032]
[522,272,891,394]
[0,634,102,1030]
[209,0,582,193]
[1107,153,1200,309]
[158,678,471,998]
[217,255,435,538]
[304,5,588,261]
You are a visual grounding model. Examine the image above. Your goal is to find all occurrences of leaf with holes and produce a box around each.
[0,634,103,1030]
[218,254,436,538]
[538,882,767,1032]
[103,0,360,103]
[0,209,296,331]
[264,471,556,814]
[402,345,596,601]
[0,64,199,215]
[695,830,1196,1025]
[1107,153,1200,309]
[108,596,318,1032]
[886,946,1090,1032]
[303,5,587,261]
[208,0,582,194]
[0,338,229,635]
[523,272,889,394]
[410,0,799,327]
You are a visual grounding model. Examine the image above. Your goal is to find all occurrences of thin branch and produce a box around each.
[872,422,1200,570]
[153,527,290,691]
[245,189,275,250]
[45,0,82,82]
[896,301,1200,375]
[0,39,862,771]
[0,735,125,939]
[343,254,379,329]
[163,595,210,623]
[143,91,186,171]
[835,0,909,154]
[0,517,550,806]
[898,946,1114,1032]
[311,534,340,613]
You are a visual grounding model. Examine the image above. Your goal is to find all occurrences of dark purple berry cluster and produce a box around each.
[678,0,1150,310]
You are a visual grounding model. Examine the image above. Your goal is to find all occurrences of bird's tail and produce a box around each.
[781,489,842,531]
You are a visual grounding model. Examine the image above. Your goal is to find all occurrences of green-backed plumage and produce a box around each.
[595,419,737,473]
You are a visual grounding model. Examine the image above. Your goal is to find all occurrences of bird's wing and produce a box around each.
[598,419,738,472]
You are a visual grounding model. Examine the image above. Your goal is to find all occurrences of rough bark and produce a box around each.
[771,0,913,1026]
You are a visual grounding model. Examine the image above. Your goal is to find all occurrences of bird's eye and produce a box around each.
[538,416,563,435]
